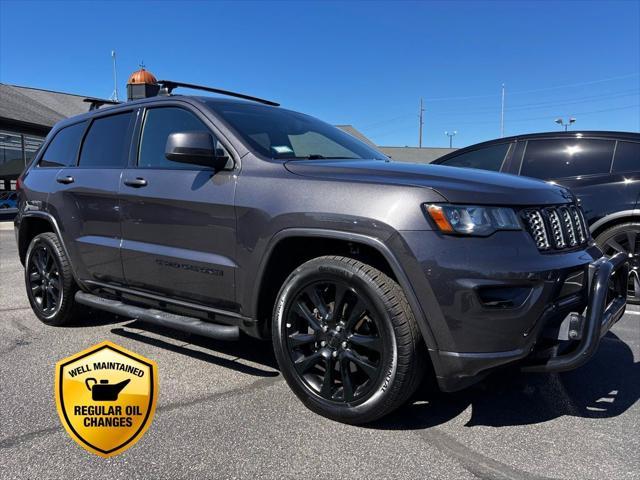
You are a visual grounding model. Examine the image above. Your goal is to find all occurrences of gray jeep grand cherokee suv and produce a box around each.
[14,88,628,423]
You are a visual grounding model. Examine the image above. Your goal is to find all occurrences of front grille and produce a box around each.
[522,205,589,252]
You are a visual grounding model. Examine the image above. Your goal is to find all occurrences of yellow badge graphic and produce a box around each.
[55,341,158,457]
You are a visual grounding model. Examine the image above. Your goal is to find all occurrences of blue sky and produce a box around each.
[1,0,638,148]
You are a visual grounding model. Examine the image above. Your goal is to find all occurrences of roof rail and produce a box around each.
[156,80,280,107]
[83,98,120,111]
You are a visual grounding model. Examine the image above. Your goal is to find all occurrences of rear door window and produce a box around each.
[612,141,640,173]
[520,139,615,179]
[39,121,87,167]
[438,143,511,172]
[79,112,133,168]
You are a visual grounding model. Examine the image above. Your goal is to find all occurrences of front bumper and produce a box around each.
[393,230,629,391]
[522,252,628,372]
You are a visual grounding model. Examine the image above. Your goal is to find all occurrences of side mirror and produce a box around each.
[165,131,229,170]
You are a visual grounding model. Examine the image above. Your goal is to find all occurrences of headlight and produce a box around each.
[425,204,521,236]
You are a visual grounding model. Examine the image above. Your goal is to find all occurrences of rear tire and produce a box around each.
[595,222,640,304]
[272,256,426,424]
[24,232,83,325]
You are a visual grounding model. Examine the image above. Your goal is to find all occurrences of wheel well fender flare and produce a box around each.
[18,211,85,288]
[252,228,441,355]
[590,209,640,237]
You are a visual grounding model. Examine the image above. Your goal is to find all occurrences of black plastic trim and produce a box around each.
[522,252,628,372]
[75,291,240,341]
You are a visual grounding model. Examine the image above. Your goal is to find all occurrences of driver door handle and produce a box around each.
[124,177,148,188]
[56,175,74,184]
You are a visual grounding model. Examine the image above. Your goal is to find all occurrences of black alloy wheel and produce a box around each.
[272,256,426,424]
[597,223,640,304]
[27,242,63,317]
[284,280,386,403]
[24,232,83,325]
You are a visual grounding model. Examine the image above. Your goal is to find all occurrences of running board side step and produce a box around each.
[75,291,240,341]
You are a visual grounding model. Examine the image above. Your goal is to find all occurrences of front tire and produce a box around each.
[272,256,425,424]
[24,232,82,325]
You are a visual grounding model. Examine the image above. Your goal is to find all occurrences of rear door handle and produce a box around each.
[124,177,148,188]
[56,175,74,184]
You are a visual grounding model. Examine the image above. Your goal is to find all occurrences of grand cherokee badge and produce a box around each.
[54,341,158,457]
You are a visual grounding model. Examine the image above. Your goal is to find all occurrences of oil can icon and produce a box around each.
[85,378,131,401]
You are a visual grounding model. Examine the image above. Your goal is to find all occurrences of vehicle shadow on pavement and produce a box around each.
[64,308,131,327]
[110,319,280,377]
[372,332,639,430]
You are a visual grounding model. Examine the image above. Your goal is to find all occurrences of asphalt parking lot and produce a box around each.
[0,222,638,480]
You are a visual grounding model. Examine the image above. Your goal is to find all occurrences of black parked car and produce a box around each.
[434,131,640,302]
[14,86,628,424]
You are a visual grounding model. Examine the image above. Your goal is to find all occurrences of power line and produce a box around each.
[499,90,639,111]
[430,90,639,116]
[422,72,639,101]
[364,89,639,131]
[500,83,505,137]
[509,73,640,96]
[447,104,640,126]
[369,103,639,138]
[418,98,424,147]
[361,74,640,140]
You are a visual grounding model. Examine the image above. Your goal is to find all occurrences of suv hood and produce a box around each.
[284,159,574,206]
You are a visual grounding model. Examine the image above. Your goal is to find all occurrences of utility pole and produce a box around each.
[445,131,457,148]
[110,50,119,102]
[500,83,505,138]
[418,98,425,148]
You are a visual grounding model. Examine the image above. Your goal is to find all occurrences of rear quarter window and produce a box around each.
[39,121,87,167]
[439,143,510,172]
[612,141,640,173]
[520,138,615,179]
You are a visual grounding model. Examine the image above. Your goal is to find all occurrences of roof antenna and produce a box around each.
[109,50,119,102]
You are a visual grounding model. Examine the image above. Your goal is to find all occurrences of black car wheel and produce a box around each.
[272,256,425,424]
[25,232,82,325]
[596,222,640,304]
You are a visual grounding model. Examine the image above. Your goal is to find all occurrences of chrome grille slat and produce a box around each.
[569,206,586,244]
[546,208,566,248]
[522,204,589,252]
[522,210,550,250]
[559,206,578,247]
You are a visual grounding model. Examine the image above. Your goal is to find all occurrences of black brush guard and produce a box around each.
[523,252,629,373]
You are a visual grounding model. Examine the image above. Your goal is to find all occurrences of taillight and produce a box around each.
[16,174,23,191]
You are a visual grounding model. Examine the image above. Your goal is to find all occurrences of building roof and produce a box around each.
[0,83,102,130]
[335,125,455,163]
[335,125,378,147]
[378,146,457,164]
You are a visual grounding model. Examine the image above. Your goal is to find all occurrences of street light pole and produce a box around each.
[445,130,457,148]
[555,117,576,131]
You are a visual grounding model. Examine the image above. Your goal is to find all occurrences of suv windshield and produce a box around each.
[205,100,386,161]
